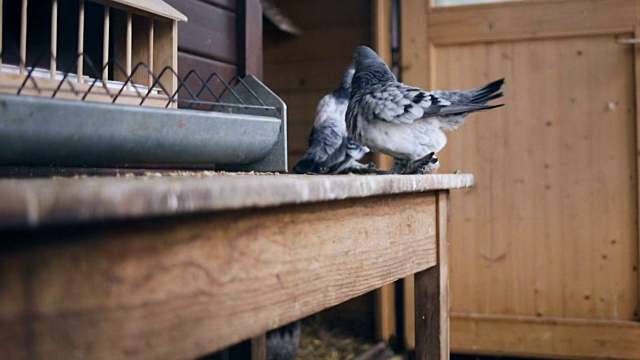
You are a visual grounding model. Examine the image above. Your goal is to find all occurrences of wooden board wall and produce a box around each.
[263,0,372,170]
[398,0,640,358]
[164,0,262,102]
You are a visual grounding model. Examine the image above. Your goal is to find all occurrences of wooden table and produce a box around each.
[0,173,473,359]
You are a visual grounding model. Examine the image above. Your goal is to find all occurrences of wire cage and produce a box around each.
[0,0,287,175]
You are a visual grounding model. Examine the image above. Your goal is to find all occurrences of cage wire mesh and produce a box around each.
[0,48,288,174]
[0,47,270,111]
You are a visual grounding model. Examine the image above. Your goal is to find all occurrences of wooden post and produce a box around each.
[19,0,28,74]
[634,25,640,322]
[103,4,110,81]
[415,191,449,359]
[50,0,58,78]
[237,0,263,79]
[125,12,132,89]
[250,334,267,360]
[77,0,85,83]
[0,0,3,64]
[148,20,154,87]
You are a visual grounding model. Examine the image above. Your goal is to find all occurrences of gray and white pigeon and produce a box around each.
[293,64,372,174]
[346,46,504,174]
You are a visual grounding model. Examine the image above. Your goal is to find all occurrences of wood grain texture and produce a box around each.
[177,52,238,105]
[415,191,449,360]
[152,20,178,99]
[0,174,473,229]
[374,282,396,342]
[237,0,263,78]
[0,73,169,107]
[0,194,438,359]
[165,0,237,64]
[451,313,640,359]
[371,0,394,171]
[428,0,640,45]
[103,0,188,21]
[635,25,640,321]
[251,335,266,360]
[263,0,371,171]
[436,35,637,322]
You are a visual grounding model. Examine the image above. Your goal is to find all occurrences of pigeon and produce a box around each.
[266,321,301,360]
[346,46,504,174]
[293,64,373,174]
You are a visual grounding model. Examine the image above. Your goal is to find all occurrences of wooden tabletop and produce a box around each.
[0,173,474,229]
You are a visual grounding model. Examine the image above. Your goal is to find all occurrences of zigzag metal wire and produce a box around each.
[0,49,268,110]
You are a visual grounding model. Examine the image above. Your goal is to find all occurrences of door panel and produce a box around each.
[398,0,640,357]
[436,36,637,320]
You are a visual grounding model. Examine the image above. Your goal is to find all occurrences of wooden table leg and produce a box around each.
[251,334,267,360]
[415,191,449,359]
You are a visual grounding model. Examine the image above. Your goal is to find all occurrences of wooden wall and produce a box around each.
[263,0,372,170]
[399,0,640,358]
[164,0,262,100]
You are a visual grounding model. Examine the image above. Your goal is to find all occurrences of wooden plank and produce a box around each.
[451,313,640,358]
[164,0,237,64]
[372,1,397,342]
[0,193,438,359]
[201,0,236,12]
[400,0,430,89]
[374,283,397,343]
[96,0,187,22]
[403,274,415,349]
[263,0,369,32]
[102,4,110,80]
[19,0,27,74]
[77,0,85,83]
[0,73,170,107]
[177,52,238,106]
[428,0,640,45]
[635,25,640,321]
[264,58,354,92]
[264,29,371,63]
[0,0,3,63]
[153,20,178,100]
[415,191,449,360]
[436,35,637,321]
[50,0,58,78]
[372,0,394,170]
[251,335,267,360]
[131,15,153,86]
[237,0,263,78]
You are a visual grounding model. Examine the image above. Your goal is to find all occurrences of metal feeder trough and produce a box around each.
[0,75,288,172]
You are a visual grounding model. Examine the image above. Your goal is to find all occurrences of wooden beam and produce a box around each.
[451,313,640,358]
[0,193,437,359]
[401,2,431,350]
[19,0,27,74]
[368,0,397,285]
[372,0,395,171]
[428,0,639,45]
[131,15,152,87]
[50,0,58,79]
[77,0,85,83]
[0,0,3,63]
[238,0,263,79]
[400,0,430,89]
[415,191,449,360]
[251,335,267,360]
[634,24,640,323]
[374,281,397,343]
[126,11,132,89]
[103,4,110,80]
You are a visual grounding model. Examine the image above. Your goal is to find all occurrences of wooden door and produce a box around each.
[399,0,640,358]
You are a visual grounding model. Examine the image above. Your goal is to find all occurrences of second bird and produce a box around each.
[346,46,505,174]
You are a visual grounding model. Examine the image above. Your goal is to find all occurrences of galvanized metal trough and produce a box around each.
[0,76,288,172]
